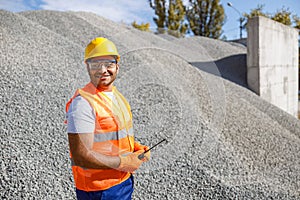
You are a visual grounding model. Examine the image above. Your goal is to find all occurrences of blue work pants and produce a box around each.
[76,175,134,200]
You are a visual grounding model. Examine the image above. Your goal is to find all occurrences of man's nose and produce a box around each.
[98,65,108,73]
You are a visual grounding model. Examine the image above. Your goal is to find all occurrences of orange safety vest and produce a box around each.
[65,82,134,191]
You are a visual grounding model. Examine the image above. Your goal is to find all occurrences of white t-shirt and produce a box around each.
[67,92,113,133]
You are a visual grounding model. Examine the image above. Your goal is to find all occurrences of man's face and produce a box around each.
[86,55,119,91]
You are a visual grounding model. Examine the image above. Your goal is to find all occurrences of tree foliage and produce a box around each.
[167,0,188,37]
[244,4,299,28]
[131,21,151,32]
[243,4,269,19]
[149,0,225,38]
[149,0,167,33]
[271,8,292,26]
[186,0,225,39]
[293,15,300,30]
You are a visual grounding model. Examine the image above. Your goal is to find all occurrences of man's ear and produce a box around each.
[85,62,89,72]
[116,63,120,74]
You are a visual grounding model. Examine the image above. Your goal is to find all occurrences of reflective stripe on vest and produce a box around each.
[94,127,134,143]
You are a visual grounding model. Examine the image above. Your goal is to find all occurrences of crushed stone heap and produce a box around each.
[0,10,299,199]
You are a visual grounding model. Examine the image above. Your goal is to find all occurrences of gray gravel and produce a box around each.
[1,10,299,199]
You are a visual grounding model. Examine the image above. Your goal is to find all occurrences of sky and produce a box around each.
[0,0,299,40]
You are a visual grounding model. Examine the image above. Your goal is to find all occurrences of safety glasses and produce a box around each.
[87,60,117,70]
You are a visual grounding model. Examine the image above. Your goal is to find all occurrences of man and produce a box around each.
[65,37,150,200]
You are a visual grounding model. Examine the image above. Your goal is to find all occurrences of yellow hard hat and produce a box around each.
[84,37,120,62]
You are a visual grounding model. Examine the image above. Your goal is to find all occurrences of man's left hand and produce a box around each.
[134,142,150,161]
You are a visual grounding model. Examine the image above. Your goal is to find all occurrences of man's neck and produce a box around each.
[91,82,113,92]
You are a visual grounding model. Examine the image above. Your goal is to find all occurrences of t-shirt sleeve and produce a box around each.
[66,95,95,133]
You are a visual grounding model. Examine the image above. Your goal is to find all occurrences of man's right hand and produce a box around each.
[118,150,145,172]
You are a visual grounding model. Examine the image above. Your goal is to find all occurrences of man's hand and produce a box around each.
[118,150,144,172]
[134,142,151,161]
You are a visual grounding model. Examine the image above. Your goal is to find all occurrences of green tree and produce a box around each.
[167,0,188,37]
[244,5,300,27]
[293,15,300,30]
[186,0,225,39]
[271,8,292,26]
[243,4,269,19]
[149,0,167,33]
[131,21,151,32]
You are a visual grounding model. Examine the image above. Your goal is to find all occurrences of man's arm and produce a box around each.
[67,96,119,169]
[67,96,145,171]
[68,133,120,169]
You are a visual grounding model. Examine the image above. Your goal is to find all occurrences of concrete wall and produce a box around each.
[247,16,299,117]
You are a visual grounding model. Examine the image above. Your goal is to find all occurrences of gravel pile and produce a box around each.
[1,10,299,199]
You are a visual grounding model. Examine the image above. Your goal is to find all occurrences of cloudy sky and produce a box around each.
[0,0,154,23]
[0,0,299,40]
